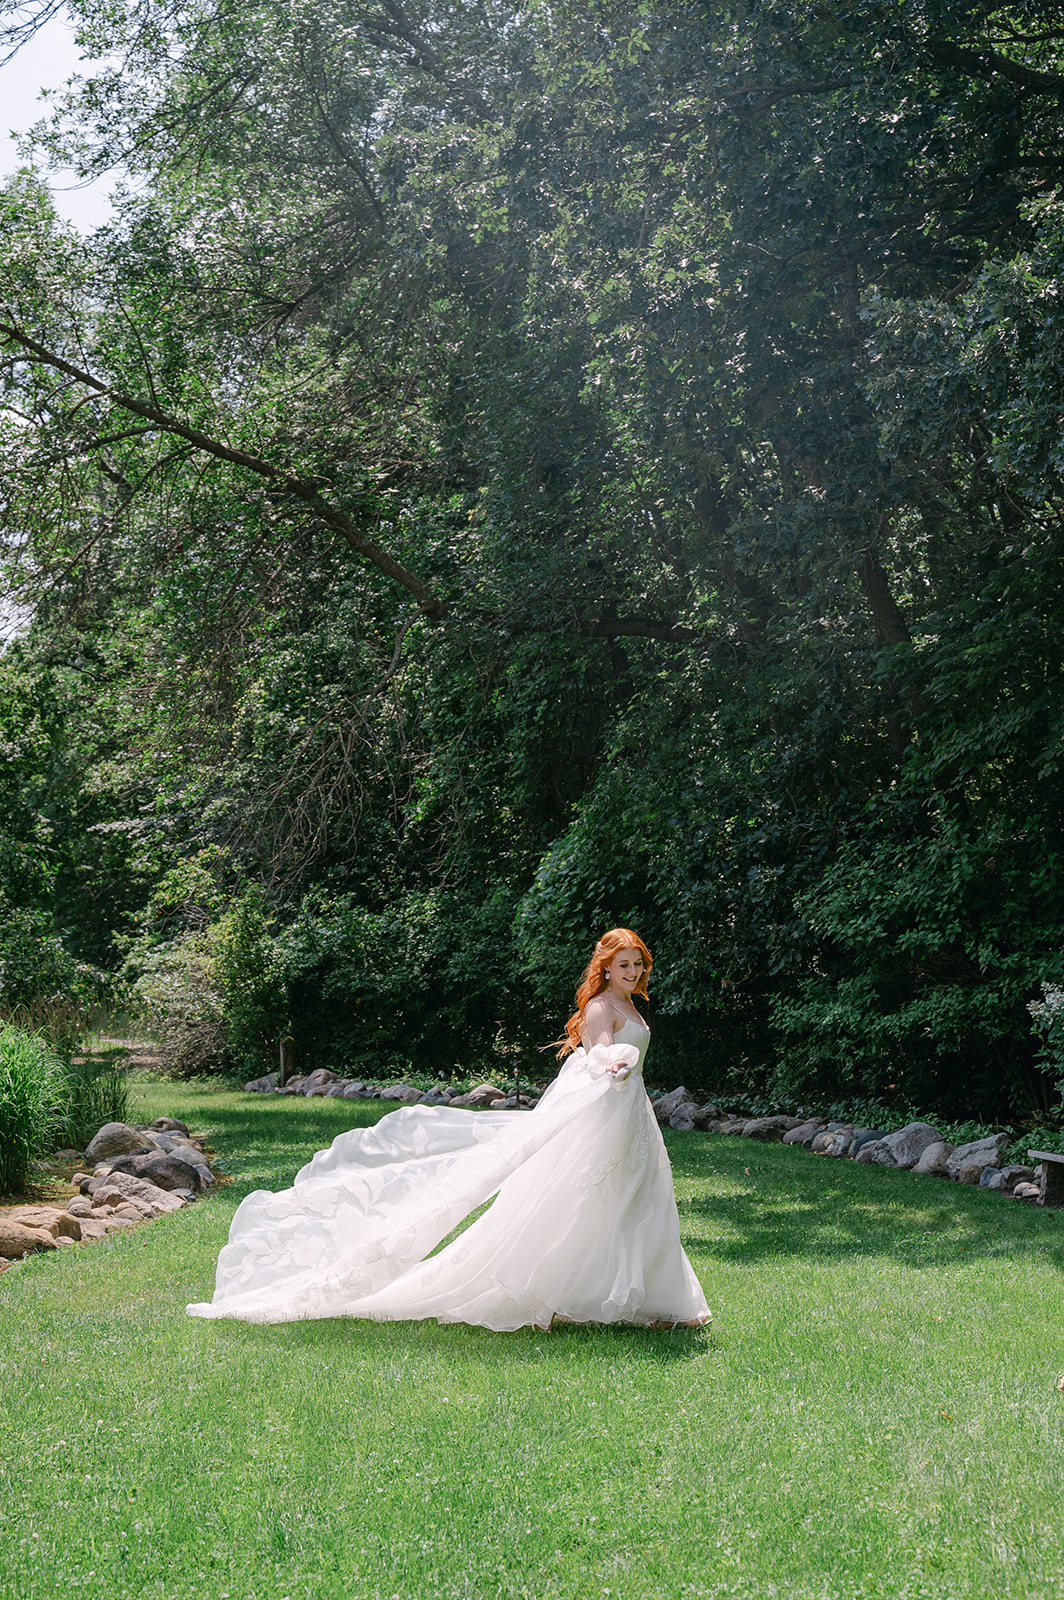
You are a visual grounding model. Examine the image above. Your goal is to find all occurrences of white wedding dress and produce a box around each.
[187,1018,709,1331]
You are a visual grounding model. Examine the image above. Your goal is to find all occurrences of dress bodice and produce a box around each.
[578,1014,650,1076]
[614,1016,650,1073]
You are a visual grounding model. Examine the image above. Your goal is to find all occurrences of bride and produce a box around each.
[187,928,710,1331]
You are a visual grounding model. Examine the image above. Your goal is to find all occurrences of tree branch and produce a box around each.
[925,38,1064,96]
[0,327,709,646]
[0,316,449,619]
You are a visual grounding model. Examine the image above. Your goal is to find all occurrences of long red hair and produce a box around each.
[558,928,653,1058]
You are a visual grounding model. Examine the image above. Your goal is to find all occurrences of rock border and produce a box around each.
[0,1117,218,1267]
[246,1067,538,1110]
[243,1071,1059,1206]
[647,1092,1052,1204]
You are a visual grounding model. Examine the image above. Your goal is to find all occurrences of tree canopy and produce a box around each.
[2,0,1064,1115]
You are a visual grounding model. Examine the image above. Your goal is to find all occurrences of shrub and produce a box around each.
[1028,982,1064,1105]
[0,1024,67,1195]
[0,902,109,1053]
[128,932,234,1078]
[284,885,528,1079]
[124,875,290,1079]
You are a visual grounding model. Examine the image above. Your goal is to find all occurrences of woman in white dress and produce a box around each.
[187,928,710,1331]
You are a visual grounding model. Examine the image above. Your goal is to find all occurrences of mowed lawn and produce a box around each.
[2,1079,1063,1600]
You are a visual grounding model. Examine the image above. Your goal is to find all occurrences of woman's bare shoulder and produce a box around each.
[582,995,616,1032]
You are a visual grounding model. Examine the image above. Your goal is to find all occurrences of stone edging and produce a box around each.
[650,1090,1052,1204]
[0,1117,218,1268]
[246,1067,537,1108]
[245,1072,1058,1204]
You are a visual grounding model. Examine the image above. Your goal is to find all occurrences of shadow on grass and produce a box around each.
[668,1132,1064,1273]
[199,1305,715,1365]
[180,1089,1063,1303]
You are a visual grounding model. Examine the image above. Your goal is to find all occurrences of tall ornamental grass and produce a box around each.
[61,1055,131,1151]
[0,1024,67,1194]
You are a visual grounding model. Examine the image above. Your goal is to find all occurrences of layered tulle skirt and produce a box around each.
[187,1044,709,1332]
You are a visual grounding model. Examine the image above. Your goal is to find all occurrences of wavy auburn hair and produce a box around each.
[557,928,653,1058]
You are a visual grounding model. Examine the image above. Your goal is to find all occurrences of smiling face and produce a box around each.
[606,946,645,997]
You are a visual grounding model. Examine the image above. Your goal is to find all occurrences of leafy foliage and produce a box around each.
[3,0,1064,1111]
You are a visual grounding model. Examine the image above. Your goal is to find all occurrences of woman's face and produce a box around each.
[606,946,644,997]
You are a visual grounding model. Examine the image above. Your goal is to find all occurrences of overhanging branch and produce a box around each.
[0,315,450,619]
[0,318,712,647]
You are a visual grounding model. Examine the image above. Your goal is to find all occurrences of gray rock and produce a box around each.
[654,1087,697,1124]
[742,1115,801,1141]
[852,1127,890,1156]
[946,1134,1008,1182]
[108,1152,206,1193]
[281,1076,309,1095]
[980,1166,1035,1192]
[302,1068,342,1096]
[1012,1181,1040,1200]
[669,1104,700,1131]
[996,1164,1036,1193]
[66,1197,95,1218]
[167,1136,206,1157]
[341,1083,368,1098]
[418,1090,453,1106]
[148,1118,190,1134]
[450,1083,506,1108]
[245,1072,280,1092]
[782,1120,825,1146]
[869,1121,942,1170]
[811,1130,836,1154]
[912,1140,954,1175]
[378,1083,426,1103]
[87,1171,185,1215]
[84,1122,151,1162]
[490,1093,536,1110]
[854,1139,889,1165]
[826,1126,855,1158]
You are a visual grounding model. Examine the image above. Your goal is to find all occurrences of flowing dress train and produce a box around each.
[186,1019,710,1331]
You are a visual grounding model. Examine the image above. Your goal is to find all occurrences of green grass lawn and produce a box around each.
[2,1078,1063,1600]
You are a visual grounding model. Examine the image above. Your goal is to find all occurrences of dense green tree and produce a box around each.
[2,0,1063,1110]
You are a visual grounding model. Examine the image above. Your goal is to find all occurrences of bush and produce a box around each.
[124,872,290,1079]
[0,1024,67,1195]
[284,885,528,1079]
[0,902,109,1053]
[127,932,234,1078]
[1028,982,1064,1105]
